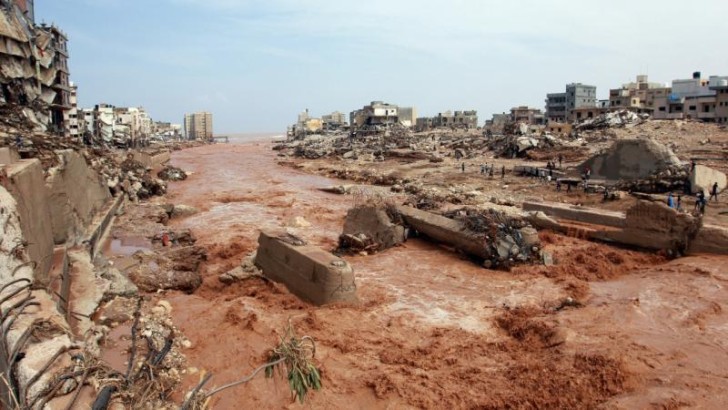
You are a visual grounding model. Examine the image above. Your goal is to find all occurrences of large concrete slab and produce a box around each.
[46,150,111,244]
[255,231,357,305]
[523,201,626,228]
[1,159,55,283]
[690,164,726,194]
[395,205,489,259]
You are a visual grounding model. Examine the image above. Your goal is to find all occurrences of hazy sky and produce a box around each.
[37,0,728,134]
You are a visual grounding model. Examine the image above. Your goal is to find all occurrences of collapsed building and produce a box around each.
[0,0,71,134]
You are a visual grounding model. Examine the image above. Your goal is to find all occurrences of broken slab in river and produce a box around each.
[254,230,358,305]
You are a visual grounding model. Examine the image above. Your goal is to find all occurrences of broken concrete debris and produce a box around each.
[575,110,646,131]
[254,230,358,305]
[157,164,188,181]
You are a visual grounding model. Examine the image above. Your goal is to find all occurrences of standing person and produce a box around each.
[677,194,682,211]
[710,182,719,201]
[695,191,705,212]
[461,162,465,173]
[558,154,563,169]
[585,167,591,181]
[481,164,485,175]
[489,166,494,178]
[501,165,505,179]
[667,192,674,208]
[556,180,562,191]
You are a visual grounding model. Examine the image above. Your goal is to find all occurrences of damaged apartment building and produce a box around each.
[0,0,73,135]
[415,110,478,131]
[288,109,350,139]
[350,101,417,130]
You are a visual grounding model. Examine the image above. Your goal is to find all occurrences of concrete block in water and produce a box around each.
[255,231,357,305]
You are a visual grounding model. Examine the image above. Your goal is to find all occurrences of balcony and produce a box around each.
[697,112,715,119]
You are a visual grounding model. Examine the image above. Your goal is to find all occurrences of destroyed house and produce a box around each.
[350,101,399,128]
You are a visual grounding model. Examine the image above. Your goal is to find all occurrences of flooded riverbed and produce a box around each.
[106,139,728,408]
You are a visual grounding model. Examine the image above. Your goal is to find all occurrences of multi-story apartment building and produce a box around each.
[546,83,597,123]
[711,78,728,124]
[609,75,670,112]
[184,112,213,140]
[653,72,726,121]
[63,82,79,138]
[41,23,71,135]
[510,106,545,125]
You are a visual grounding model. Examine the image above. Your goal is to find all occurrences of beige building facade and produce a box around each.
[184,112,213,140]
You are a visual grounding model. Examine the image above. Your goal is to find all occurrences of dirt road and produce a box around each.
[127,140,728,408]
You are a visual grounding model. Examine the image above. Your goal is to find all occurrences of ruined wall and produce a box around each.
[46,149,111,244]
[581,138,681,180]
[1,159,55,283]
[255,230,357,305]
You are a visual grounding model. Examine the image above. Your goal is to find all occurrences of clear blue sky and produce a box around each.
[37,0,728,134]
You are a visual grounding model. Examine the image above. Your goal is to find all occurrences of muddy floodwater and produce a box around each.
[116,139,728,408]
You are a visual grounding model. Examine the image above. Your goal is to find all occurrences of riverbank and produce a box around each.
[100,139,728,408]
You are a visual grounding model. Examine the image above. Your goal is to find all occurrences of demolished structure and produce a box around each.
[0,0,71,133]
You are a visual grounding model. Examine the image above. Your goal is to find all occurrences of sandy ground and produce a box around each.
[106,140,728,409]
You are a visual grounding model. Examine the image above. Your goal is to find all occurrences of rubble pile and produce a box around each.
[442,208,541,268]
[575,110,647,131]
[337,205,406,255]
[157,165,188,181]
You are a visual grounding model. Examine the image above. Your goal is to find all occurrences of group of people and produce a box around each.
[459,162,506,179]
[666,182,720,215]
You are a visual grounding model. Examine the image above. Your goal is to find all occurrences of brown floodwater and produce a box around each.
[129,139,728,408]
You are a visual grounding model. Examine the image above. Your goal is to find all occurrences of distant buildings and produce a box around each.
[653,72,728,121]
[416,110,478,131]
[184,112,213,140]
[712,79,728,124]
[609,75,670,113]
[321,111,347,130]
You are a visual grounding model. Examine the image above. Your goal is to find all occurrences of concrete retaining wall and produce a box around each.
[46,150,111,245]
[689,224,728,255]
[255,230,357,305]
[523,201,626,228]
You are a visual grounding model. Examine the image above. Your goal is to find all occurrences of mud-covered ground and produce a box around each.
[106,139,728,408]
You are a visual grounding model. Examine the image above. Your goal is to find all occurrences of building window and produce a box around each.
[689,105,696,110]
[659,107,666,112]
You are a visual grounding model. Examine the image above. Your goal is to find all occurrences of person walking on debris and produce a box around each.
[695,191,706,214]
[461,162,465,173]
[710,182,719,201]
[566,181,572,193]
[603,188,609,202]
[489,166,494,178]
[677,194,682,211]
[481,164,485,175]
[667,192,675,209]
[501,165,505,179]
[556,180,562,191]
